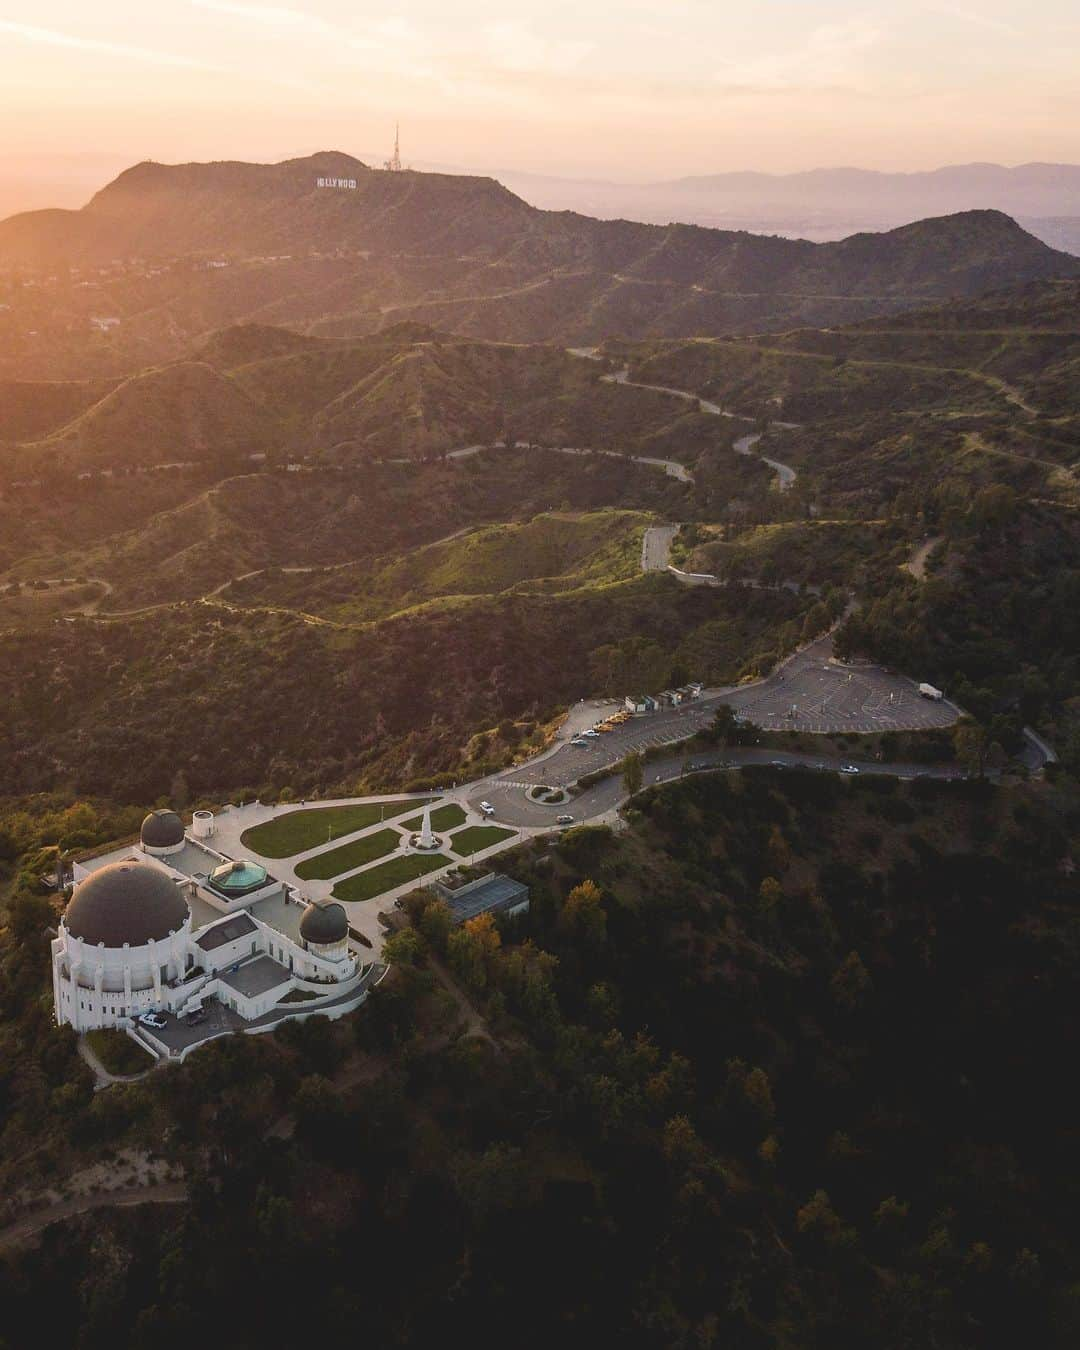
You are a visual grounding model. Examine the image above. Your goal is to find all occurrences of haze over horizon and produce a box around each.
[1,0,1079,193]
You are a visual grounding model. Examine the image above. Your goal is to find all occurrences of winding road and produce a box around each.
[601,361,797,491]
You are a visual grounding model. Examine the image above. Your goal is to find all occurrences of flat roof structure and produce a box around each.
[434,873,530,925]
[219,955,292,999]
[196,912,258,952]
[248,890,305,944]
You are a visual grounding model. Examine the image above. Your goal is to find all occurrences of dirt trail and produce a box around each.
[904,535,944,581]
[0,1183,188,1250]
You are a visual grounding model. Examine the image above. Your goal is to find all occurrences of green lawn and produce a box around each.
[295,827,402,881]
[332,852,450,903]
[450,825,516,857]
[400,802,468,833]
[241,799,435,859]
[86,1029,153,1077]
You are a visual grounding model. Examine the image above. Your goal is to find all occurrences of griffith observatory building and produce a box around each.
[51,807,375,1052]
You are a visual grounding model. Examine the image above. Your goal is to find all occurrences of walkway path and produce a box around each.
[0,1183,187,1251]
[77,1035,154,1090]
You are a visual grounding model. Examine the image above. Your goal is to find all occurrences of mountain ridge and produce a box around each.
[1,153,1077,362]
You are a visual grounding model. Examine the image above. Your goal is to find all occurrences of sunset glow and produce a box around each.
[2,0,1078,180]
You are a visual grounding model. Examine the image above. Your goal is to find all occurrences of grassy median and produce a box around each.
[331,852,450,903]
[294,827,403,881]
[450,825,516,857]
[241,798,435,858]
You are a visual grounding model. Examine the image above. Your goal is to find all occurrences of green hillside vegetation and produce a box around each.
[836,495,1080,757]
[616,279,1080,518]
[3,450,689,611]
[229,511,648,624]
[0,576,811,802]
[0,376,121,441]
[625,336,1015,425]
[3,323,743,476]
[0,468,203,572]
[681,519,894,588]
[20,360,277,473]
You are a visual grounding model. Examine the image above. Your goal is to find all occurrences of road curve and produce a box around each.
[601,364,797,492]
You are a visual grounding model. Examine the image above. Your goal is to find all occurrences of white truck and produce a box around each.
[918,682,944,701]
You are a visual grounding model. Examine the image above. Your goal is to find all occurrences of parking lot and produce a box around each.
[468,634,958,827]
[723,640,958,734]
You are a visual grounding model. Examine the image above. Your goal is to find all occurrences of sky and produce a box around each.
[1,0,1079,182]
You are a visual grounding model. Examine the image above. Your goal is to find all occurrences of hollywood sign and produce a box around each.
[316,177,358,190]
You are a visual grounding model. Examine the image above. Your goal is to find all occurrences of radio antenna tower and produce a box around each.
[384,122,403,172]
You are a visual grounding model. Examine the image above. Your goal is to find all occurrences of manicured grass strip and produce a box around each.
[295,827,402,881]
[332,853,450,903]
[86,1029,153,1077]
[241,799,435,858]
[400,802,467,833]
[450,825,516,857]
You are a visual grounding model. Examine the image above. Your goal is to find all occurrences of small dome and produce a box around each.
[65,861,190,947]
[141,809,185,849]
[299,901,349,946]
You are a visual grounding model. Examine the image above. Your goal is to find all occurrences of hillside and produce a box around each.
[224,511,648,624]
[3,451,693,610]
[17,360,276,471]
[1,323,731,475]
[1,154,1077,376]
[617,277,1080,510]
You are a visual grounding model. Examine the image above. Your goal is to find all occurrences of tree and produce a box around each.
[562,879,607,947]
[587,980,620,1027]
[383,927,425,967]
[621,750,644,798]
[874,1195,910,1229]
[831,950,872,1011]
[418,898,453,953]
[766,825,790,875]
[710,703,739,747]
[447,911,501,992]
[954,719,989,778]
[743,1067,775,1121]
[972,483,1018,532]
[758,876,783,914]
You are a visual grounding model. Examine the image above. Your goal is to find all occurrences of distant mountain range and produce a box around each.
[494,162,1080,253]
[1,152,1078,375]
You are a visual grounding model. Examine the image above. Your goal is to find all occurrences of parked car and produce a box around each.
[139,1012,166,1030]
[840,763,860,775]
[582,729,599,739]
[479,801,495,815]
[556,814,574,825]
[570,737,588,747]
[183,1008,206,1025]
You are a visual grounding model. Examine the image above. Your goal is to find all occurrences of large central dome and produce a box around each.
[64,861,190,948]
